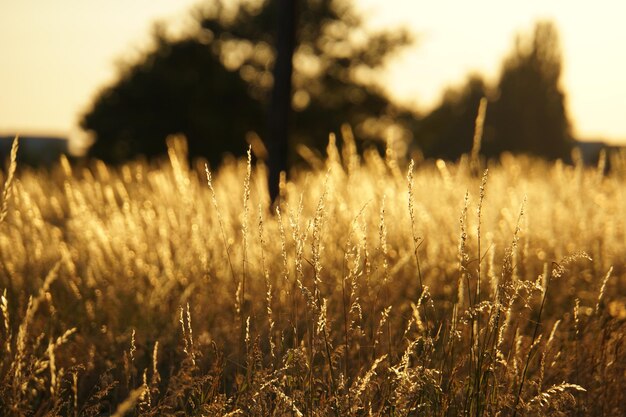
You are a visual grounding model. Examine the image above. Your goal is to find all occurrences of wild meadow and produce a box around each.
[0,135,624,416]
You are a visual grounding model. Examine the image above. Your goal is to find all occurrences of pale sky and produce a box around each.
[1,0,625,147]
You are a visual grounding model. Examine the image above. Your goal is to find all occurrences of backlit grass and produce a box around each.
[0,135,624,416]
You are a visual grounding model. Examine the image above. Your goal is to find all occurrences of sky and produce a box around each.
[1,0,625,149]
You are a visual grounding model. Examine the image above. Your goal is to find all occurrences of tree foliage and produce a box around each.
[81,0,413,165]
[82,31,263,164]
[415,21,574,161]
[485,20,574,160]
[413,75,487,160]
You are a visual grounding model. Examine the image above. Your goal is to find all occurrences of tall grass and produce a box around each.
[0,134,625,416]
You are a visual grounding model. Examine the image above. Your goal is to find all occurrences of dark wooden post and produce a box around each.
[268,0,297,204]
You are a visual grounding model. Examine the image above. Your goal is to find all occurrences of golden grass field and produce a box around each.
[0,136,625,416]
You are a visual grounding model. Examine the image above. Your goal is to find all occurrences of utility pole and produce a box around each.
[267,0,297,204]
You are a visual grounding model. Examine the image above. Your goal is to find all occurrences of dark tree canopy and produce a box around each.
[414,21,574,162]
[485,21,574,160]
[83,32,263,163]
[81,0,413,166]
[413,75,488,160]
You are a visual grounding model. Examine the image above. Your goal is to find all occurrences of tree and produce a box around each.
[412,75,488,160]
[81,0,414,168]
[413,21,573,162]
[485,21,574,160]
[82,30,263,164]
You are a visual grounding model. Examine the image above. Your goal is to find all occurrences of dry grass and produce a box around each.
[0,135,625,416]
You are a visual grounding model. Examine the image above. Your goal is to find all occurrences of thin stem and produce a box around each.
[513,268,550,417]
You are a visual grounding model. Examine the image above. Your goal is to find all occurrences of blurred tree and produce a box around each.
[81,0,414,167]
[485,21,574,160]
[414,21,573,162]
[412,75,488,160]
[82,30,263,164]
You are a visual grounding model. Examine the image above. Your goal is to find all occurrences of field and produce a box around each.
[0,136,625,416]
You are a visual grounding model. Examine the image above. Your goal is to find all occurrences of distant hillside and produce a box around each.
[0,136,68,167]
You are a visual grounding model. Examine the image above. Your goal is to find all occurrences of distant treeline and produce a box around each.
[79,0,583,168]
[5,1,625,171]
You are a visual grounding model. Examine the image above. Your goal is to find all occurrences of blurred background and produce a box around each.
[1,0,624,168]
